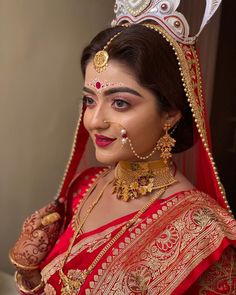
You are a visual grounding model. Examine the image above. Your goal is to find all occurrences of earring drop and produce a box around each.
[157,123,176,163]
[121,128,128,145]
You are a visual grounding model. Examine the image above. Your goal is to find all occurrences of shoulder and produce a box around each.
[68,166,108,196]
[162,169,194,199]
[172,189,229,217]
[167,189,236,238]
[66,166,108,219]
[177,189,230,215]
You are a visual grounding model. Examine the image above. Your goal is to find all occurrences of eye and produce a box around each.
[83,96,95,107]
[112,98,130,110]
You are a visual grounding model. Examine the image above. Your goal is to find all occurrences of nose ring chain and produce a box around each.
[102,120,160,160]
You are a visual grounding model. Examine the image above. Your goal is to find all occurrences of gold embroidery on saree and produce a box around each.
[126,264,152,294]
[44,283,56,295]
[86,191,236,294]
[41,222,125,283]
[199,247,236,294]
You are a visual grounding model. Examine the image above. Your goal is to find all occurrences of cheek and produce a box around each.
[83,109,90,132]
[122,109,162,140]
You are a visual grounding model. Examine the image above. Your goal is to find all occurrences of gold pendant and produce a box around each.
[93,50,109,73]
[60,269,87,294]
[61,281,82,295]
[61,285,72,295]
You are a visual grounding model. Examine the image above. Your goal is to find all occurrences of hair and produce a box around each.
[81,24,194,153]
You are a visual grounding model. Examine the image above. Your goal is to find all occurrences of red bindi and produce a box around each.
[96,81,101,89]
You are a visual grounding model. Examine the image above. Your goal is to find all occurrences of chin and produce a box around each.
[95,149,137,165]
[95,150,117,166]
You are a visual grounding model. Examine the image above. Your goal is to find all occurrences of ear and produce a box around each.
[162,110,182,128]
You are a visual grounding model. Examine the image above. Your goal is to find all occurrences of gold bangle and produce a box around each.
[9,251,39,271]
[15,271,44,294]
[41,212,61,226]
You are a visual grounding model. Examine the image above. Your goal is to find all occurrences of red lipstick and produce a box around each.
[95,134,116,147]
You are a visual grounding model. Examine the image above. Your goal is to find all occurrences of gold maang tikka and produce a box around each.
[93,31,123,73]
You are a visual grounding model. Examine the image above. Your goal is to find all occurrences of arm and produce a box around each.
[9,201,64,294]
[10,167,106,294]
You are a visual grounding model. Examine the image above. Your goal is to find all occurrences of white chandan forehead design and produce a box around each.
[86,78,124,93]
[111,0,222,44]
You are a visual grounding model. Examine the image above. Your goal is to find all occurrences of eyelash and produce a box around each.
[112,98,130,110]
[82,96,95,106]
[82,96,131,110]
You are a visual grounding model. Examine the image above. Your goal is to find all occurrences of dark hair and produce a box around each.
[81,24,194,153]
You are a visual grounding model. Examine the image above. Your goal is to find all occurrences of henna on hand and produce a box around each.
[10,201,64,269]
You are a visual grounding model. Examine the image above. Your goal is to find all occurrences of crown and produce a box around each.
[111,0,222,44]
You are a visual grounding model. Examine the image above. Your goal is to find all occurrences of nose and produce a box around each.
[88,103,109,130]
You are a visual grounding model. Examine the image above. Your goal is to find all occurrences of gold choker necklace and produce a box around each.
[113,159,177,201]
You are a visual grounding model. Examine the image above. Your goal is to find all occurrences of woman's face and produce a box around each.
[83,60,172,165]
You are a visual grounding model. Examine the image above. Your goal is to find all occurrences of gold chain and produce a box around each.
[59,170,168,293]
[60,170,112,265]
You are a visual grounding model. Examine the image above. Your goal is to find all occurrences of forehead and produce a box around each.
[85,60,139,87]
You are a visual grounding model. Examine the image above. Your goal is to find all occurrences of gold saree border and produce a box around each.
[41,222,124,284]
[85,190,236,294]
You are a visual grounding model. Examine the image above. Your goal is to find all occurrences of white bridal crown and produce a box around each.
[111,0,222,44]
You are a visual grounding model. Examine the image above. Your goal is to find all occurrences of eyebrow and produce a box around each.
[82,86,143,97]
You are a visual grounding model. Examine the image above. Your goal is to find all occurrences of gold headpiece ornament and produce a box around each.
[111,0,222,44]
[93,31,123,72]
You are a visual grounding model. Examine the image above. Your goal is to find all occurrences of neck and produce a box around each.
[118,158,171,171]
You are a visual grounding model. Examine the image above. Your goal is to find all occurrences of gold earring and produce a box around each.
[157,123,176,163]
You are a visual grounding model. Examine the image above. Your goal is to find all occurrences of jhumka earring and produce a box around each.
[157,123,176,163]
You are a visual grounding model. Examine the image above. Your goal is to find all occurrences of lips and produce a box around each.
[95,134,117,147]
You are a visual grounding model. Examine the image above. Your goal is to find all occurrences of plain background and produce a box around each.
[0,0,114,274]
[0,0,221,274]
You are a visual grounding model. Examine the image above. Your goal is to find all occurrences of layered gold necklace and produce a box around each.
[59,160,177,294]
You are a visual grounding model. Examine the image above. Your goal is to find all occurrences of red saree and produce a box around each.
[39,167,236,295]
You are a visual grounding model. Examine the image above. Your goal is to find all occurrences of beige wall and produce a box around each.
[0,0,113,274]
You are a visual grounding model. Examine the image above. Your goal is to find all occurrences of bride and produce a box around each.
[9,1,236,294]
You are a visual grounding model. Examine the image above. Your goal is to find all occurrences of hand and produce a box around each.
[9,201,64,270]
